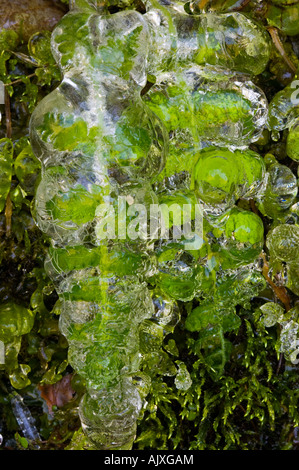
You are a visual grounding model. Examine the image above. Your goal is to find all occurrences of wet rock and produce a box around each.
[0,0,67,42]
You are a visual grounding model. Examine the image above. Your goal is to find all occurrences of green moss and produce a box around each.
[1,0,299,452]
[287,120,299,161]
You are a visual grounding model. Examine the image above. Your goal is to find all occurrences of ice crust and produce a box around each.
[30,0,271,449]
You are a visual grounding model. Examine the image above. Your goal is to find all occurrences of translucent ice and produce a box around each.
[29,0,271,450]
[260,302,284,328]
[10,392,40,448]
[266,224,299,298]
[257,160,298,219]
[30,2,171,450]
[144,65,268,156]
[144,0,271,75]
[268,84,299,132]
[286,118,299,162]
[266,224,299,264]
[280,319,299,364]
[193,146,266,215]
[79,381,143,450]
[259,303,299,365]
[212,206,264,270]
[174,361,192,391]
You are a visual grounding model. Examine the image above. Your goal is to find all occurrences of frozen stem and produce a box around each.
[267,26,297,74]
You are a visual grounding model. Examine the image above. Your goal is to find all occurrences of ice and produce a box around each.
[29,0,271,450]
[259,303,299,365]
[29,3,174,449]
[268,83,299,132]
[144,64,268,157]
[174,361,192,391]
[260,302,284,328]
[279,319,299,364]
[257,161,298,219]
[193,146,266,216]
[266,224,299,264]
[30,2,170,448]
[287,118,299,162]
[151,288,180,328]
[144,0,271,75]
[266,224,299,300]
[79,380,142,450]
[10,392,40,448]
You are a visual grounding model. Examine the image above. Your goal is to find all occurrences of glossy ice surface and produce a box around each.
[30,0,273,449]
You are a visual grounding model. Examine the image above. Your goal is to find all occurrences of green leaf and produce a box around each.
[15,432,29,449]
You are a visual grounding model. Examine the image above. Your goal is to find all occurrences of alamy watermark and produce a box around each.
[0,81,5,364]
[290,80,299,105]
[0,81,4,105]
[0,341,4,364]
[94,196,203,250]
[290,339,299,365]
[0,81,4,126]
